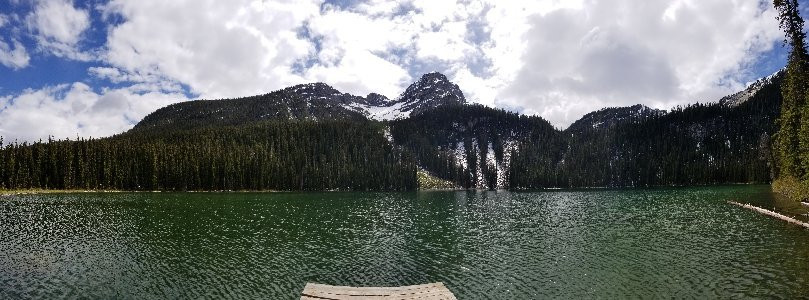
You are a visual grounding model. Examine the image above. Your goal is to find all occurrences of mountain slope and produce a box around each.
[565,104,665,134]
[133,72,466,132]
[392,71,467,115]
[390,104,560,189]
[719,70,783,108]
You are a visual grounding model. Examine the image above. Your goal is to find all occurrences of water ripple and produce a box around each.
[1,187,809,299]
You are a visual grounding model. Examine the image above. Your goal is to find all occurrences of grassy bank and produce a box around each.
[417,170,459,190]
[772,176,809,202]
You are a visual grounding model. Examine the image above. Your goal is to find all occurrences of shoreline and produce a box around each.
[0,189,287,197]
[1,189,126,197]
[1,184,773,197]
[1,188,468,196]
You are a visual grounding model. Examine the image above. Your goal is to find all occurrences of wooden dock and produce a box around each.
[300,282,456,300]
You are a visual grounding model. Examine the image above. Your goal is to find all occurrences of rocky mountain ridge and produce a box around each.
[720,69,784,108]
[133,72,466,131]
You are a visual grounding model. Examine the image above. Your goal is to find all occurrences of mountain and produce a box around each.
[134,72,466,132]
[719,69,783,108]
[565,104,665,134]
[391,71,467,116]
[133,83,368,132]
[0,71,786,192]
[348,72,467,120]
[390,104,559,189]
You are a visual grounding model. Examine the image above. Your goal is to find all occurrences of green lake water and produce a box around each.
[1,185,809,299]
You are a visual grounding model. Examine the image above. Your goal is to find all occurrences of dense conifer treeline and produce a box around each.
[771,0,809,201]
[0,121,417,191]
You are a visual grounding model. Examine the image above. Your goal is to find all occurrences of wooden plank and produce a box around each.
[303,283,444,295]
[303,290,453,300]
[301,282,456,300]
[305,282,442,293]
[302,296,454,300]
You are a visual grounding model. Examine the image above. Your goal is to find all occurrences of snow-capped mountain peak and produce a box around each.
[395,72,466,115]
[285,72,467,121]
[720,69,783,108]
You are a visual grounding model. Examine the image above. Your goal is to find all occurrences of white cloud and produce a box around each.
[26,0,92,60]
[304,0,781,128]
[0,83,188,142]
[99,0,490,99]
[303,5,416,97]
[491,0,783,127]
[102,0,321,99]
[304,0,487,97]
[415,21,473,61]
[0,39,30,69]
[0,12,30,69]
[3,0,786,142]
[88,66,131,83]
[304,49,411,98]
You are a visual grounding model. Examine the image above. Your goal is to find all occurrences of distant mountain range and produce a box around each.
[0,70,784,191]
[136,69,780,132]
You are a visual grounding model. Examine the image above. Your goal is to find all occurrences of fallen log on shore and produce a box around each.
[728,201,809,229]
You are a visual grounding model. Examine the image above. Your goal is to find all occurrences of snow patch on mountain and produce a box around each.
[496,140,519,188]
[356,102,408,120]
[382,126,394,144]
[566,104,665,133]
[453,141,467,169]
[720,69,783,107]
[285,72,466,121]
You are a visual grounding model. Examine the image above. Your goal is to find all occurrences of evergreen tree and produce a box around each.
[772,0,809,180]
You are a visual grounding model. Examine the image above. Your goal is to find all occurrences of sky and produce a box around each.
[0,0,806,143]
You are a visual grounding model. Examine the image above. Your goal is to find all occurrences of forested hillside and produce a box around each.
[0,69,786,191]
[133,83,369,132]
[554,80,779,188]
[390,104,562,189]
[0,121,416,191]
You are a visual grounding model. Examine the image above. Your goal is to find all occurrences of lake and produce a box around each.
[1,186,809,299]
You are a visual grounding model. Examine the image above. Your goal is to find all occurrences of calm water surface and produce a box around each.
[2,186,809,299]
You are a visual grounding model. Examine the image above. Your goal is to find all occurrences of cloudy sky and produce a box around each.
[0,0,806,142]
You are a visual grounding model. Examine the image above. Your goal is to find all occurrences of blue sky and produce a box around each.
[0,0,806,142]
